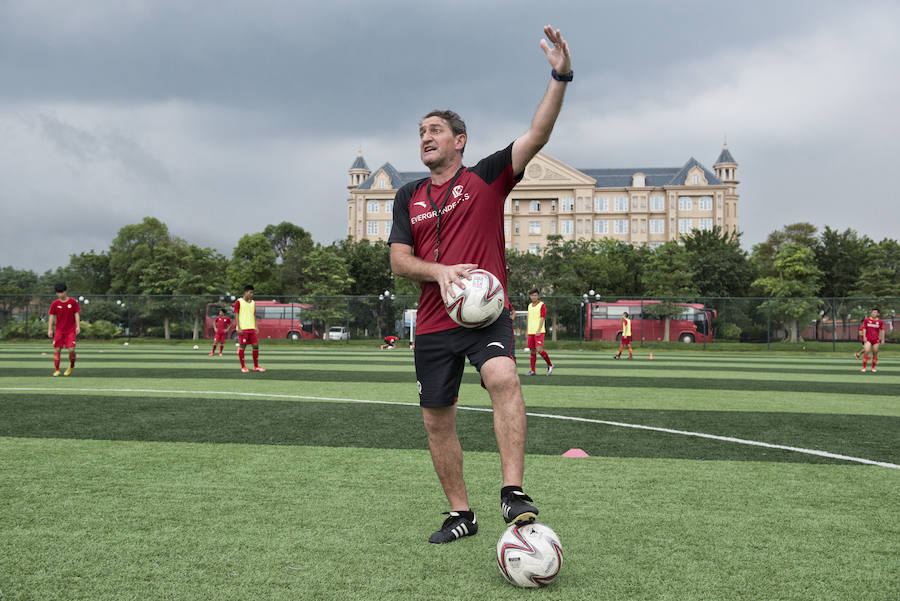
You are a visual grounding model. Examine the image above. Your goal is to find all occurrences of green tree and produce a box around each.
[752,222,818,279]
[0,266,39,331]
[108,217,172,294]
[681,227,753,297]
[264,222,315,294]
[641,241,698,341]
[301,245,355,334]
[814,227,872,298]
[854,238,900,297]
[226,233,279,295]
[752,243,823,342]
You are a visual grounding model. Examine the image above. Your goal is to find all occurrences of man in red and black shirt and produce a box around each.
[860,307,885,373]
[389,25,572,544]
[47,282,80,376]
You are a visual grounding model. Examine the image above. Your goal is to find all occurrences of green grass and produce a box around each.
[1,343,898,600]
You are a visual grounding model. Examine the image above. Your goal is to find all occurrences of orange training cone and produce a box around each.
[649,353,653,360]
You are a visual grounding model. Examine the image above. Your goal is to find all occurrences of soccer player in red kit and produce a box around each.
[381,335,399,350]
[47,282,80,376]
[860,307,885,373]
[210,308,232,356]
[234,285,265,373]
[389,26,572,544]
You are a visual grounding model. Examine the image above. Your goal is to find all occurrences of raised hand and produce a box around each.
[540,25,571,75]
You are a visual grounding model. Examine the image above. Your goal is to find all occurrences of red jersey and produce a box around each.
[389,143,520,335]
[862,317,884,342]
[48,298,80,333]
[215,315,232,333]
[384,336,398,345]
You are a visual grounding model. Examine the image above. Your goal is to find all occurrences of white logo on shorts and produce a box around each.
[487,342,505,349]
[417,380,423,395]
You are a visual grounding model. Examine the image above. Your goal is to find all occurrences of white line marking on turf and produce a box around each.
[4,386,898,470]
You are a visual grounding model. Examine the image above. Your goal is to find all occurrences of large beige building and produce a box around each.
[346,145,739,252]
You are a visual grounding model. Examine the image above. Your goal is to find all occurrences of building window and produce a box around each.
[594,219,609,234]
[649,241,664,249]
[594,196,609,212]
[614,197,629,211]
[530,200,541,212]
[366,221,378,236]
[717,217,723,226]
[377,177,388,189]
[692,174,699,185]
[614,219,629,234]
[385,201,392,214]
[550,221,557,234]
[698,218,712,231]
[384,221,393,235]
[514,200,520,213]
[650,196,665,211]
[678,218,692,233]
[529,221,541,234]
[514,221,520,234]
[678,196,693,211]
[504,221,509,236]
[561,220,574,234]
[560,197,575,211]
[640,219,646,233]
[649,219,665,234]
[717,194,723,208]
[576,220,583,234]
[505,198,510,212]
[367,200,379,213]
[698,196,713,211]
[551,199,557,212]
[529,243,541,255]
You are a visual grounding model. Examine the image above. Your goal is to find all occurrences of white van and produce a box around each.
[328,326,349,341]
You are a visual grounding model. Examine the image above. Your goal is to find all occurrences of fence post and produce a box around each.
[831,298,837,351]
[767,299,771,350]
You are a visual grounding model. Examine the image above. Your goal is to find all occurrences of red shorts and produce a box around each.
[620,336,631,345]
[527,333,545,349]
[865,337,881,346]
[215,331,227,343]
[53,330,77,348]
[238,331,259,346]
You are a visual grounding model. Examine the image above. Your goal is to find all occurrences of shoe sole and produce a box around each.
[511,512,538,525]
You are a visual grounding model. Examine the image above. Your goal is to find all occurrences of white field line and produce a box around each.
[3,386,898,470]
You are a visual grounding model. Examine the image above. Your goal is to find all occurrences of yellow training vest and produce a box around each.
[527,301,546,335]
[622,317,631,337]
[237,298,256,331]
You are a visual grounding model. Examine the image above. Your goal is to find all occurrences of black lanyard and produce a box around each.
[425,166,465,261]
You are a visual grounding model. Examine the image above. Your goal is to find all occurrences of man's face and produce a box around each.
[871,309,879,318]
[530,292,540,304]
[419,116,465,170]
[244,290,254,301]
[56,291,67,300]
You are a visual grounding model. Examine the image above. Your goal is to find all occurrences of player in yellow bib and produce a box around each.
[614,312,633,359]
[526,287,554,375]
[234,285,266,373]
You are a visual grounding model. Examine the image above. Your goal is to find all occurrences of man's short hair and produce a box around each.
[421,109,467,156]
[528,287,540,295]
[623,312,629,318]
[54,282,67,293]
[244,285,254,292]
[872,307,880,313]
[219,307,227,314]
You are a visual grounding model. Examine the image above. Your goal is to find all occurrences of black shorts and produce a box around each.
[414,309,515,408]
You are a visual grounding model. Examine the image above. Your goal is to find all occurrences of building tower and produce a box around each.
[348,149,370,189]
[713,142,739,233]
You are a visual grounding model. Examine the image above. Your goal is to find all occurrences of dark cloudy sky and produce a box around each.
[2,0,898,273]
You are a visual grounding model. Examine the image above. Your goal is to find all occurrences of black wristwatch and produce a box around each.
[551,68,574,82]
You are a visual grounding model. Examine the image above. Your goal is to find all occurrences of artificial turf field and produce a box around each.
[1,342,897,601]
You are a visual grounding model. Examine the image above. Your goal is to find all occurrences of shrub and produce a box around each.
[718,322,742,341]
[83,319,120,339]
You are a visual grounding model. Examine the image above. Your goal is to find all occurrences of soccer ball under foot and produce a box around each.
[496,521,562,588]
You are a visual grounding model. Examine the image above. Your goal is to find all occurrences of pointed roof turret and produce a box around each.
[350,148,369,171]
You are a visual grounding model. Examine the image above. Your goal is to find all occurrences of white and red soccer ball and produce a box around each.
[496,521,563,588]
[444,268,505,328]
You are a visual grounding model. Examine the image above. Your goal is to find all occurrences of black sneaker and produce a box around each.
[428,511,478,544]
[501,490,538,525]
[613,354,620,360]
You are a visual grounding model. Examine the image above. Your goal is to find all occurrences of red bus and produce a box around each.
[585,300,716,343]
[204,301,320,341]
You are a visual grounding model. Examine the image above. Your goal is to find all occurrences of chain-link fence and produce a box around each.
[1,293,896,347]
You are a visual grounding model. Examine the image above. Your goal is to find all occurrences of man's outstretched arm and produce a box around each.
[511,25,573,176]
